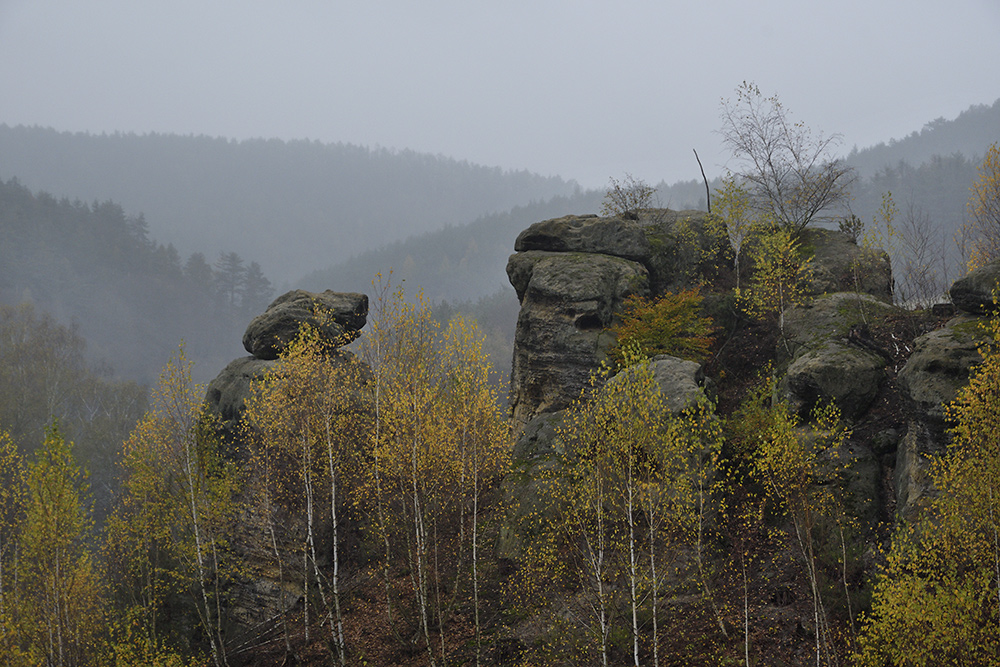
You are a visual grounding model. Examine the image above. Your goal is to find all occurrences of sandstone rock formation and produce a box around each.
[203,288,369,631]
[949,259,1000,313]
[780,292,899,420]
[894,315,987,520]
[798,227,892,299]
[507,209,724,431]
[205,289,367,447]
[242,289,367,360]
[507,250,647,428]
[500,353,710,559]
[503,209,722,558]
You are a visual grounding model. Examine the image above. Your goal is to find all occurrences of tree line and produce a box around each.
[0,178,274,383]
[0,126,580,284]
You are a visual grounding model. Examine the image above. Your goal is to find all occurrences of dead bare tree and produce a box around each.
[720,82,855,234]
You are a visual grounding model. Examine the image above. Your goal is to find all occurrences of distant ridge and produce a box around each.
[846,98,1000,178]
[0,126,579,282]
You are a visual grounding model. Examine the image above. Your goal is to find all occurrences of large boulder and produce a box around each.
[507,250,648,429]
[949,260,1000,313]
[204,356,282,449]
[798,228,892,299]
[783,341,885,421]
[242,290,368,360]
[514,214,650,262]
[781,292,901,361]
[897,316,985,424]
[513,210,727,297]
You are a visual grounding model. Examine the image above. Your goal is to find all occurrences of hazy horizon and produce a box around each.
[2,0,999,189]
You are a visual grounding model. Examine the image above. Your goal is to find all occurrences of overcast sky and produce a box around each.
[1,0,998,189]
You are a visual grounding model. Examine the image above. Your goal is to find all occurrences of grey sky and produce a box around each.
[1,0,998,189]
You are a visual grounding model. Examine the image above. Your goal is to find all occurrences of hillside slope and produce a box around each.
[0,126,579,282]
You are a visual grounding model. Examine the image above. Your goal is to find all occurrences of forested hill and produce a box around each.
[0,125,579,283]
[308,100,999,307]
[301,190,605,303]
[0,178,271,383]
[846,97,1000,178]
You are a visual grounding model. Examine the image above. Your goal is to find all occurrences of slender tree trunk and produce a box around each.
[184,432,221,667]
[991,487,1000,628]
[268,516,291,657]
[648,500,659,667]
[627,472,640,667]
[325,424,346,666]
[741,548,750,667]
[411,425,435,667]
[472,444,482,667]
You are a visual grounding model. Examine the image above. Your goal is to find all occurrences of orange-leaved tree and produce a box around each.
[609,289,715,365]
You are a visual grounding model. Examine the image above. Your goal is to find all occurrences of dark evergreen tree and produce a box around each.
[240,260,273,317]
[213,251,246,309]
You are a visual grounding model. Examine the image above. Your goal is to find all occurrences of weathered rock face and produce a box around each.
[204,356,281,447]
[894,315,986,520]
[897,316,985,424]
[243,289,368,360]
[203,288,369,633]
[205,289,368,446]
[949,260,1000,313]
[507,210,725,430]
[779,293,899,420]
[782,292,899,361]
[799,228,892,300]
[785,341,885,421]
[508,250,648,429]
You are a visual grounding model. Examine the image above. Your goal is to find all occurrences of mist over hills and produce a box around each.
[0,98,997,385]
[846,97,999,177]
[0,126,580,284]
[306,99,998,306]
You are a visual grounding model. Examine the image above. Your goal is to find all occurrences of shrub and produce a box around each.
[609,289,715,364]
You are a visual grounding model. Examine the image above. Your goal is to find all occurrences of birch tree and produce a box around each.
[733,375,848,667]
[856,315,1000,666]
[0,429,27,662]
[16,425,102,667]
[359,281,508,665]
[104,347,239,667]
[242,324,367,665]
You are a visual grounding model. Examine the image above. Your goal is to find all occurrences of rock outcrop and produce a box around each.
[242,289,367,360]
[799,227,892,299]
[894,315,987,520]
[500,353,710,559]
[507,250,648,428]
[949,259,1000,313]
[503,209,721,558]
[780,292,899,420]
[205,289,367,447]
[507,209,724,430]
[203,288,369,631]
